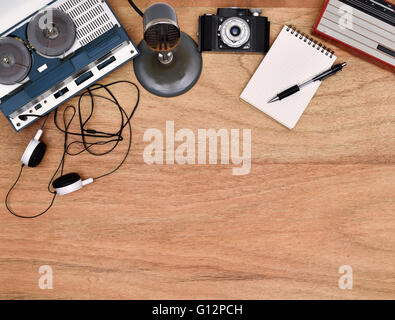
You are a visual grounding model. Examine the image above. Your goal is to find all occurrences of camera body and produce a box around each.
[198,7,270,53]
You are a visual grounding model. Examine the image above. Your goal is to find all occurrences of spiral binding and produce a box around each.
[286,25,335,58]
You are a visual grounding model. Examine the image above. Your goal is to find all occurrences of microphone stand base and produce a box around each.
[133,32,202,97]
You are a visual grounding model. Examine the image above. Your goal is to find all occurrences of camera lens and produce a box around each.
[220,17,250,48]
[230,26,241,37]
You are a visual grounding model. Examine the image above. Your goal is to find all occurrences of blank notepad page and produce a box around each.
[240,25,337,129]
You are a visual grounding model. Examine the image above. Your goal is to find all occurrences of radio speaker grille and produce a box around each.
[57,0,115,46]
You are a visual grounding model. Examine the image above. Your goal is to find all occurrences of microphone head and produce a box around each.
[143,3,181,52]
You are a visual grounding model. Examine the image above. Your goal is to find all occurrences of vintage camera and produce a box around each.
[198,7,270,53]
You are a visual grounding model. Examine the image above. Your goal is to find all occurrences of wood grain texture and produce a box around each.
[0,0,394,300]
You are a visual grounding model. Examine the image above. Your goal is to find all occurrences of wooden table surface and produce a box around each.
[0,0,394,300]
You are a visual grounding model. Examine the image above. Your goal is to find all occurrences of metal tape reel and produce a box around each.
[0,37,32,85]
[27,8,76,57]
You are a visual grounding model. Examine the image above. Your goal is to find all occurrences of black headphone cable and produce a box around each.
[5,81,141,219]
[5,164,57,219]
[128,0,144,17]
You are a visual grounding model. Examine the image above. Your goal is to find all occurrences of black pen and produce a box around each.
[268,62,347,103]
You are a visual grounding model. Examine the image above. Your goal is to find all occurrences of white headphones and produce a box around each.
[52,173,94,196]
[21,129,47,167]
[20,129,94,196]
[7,81,140,218]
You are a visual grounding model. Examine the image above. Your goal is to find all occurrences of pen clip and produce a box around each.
[313,63,347,81]
[320,71,341,81]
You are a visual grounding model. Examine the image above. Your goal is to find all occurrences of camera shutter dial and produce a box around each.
[250,8,262,17]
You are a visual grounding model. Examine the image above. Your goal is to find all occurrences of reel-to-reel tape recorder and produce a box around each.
[0,0,139,131]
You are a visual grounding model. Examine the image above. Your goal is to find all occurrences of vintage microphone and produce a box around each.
[130,2,202,97]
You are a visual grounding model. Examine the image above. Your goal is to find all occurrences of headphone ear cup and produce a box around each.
[27,142,47,167]
[52,173,94,196]
[52,173,81,189]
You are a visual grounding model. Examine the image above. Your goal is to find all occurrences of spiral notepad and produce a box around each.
[241,25,337,129]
